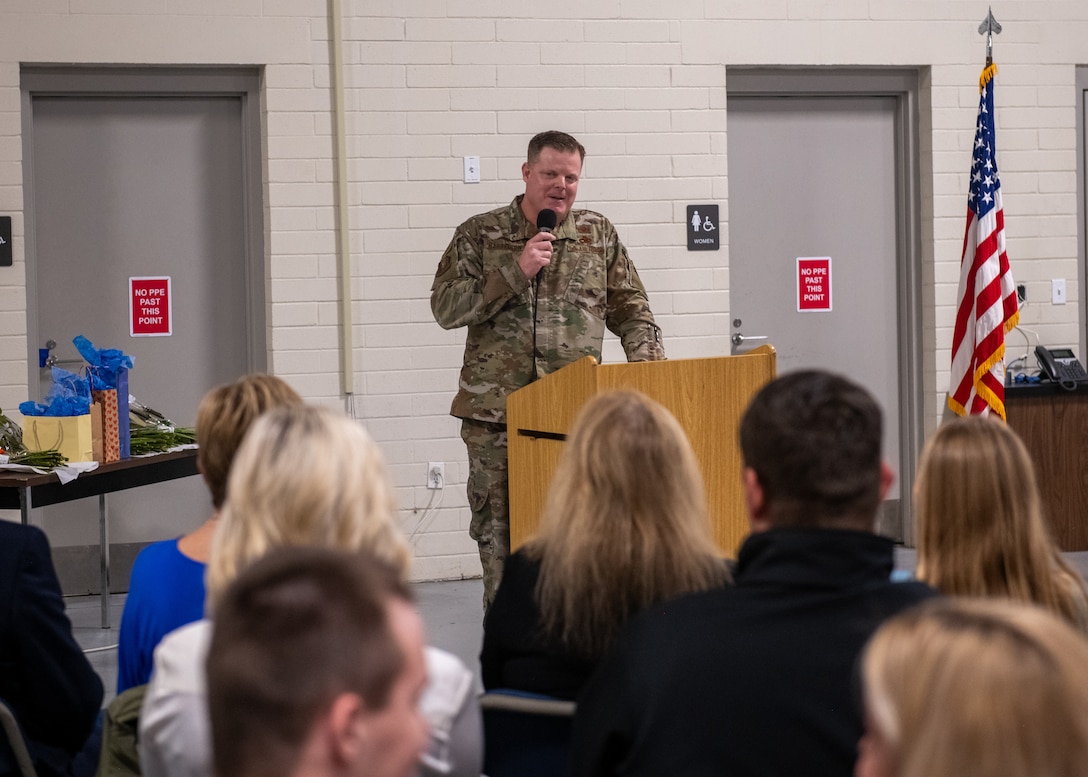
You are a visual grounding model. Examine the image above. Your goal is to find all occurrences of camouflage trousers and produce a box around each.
[460,418,510,612]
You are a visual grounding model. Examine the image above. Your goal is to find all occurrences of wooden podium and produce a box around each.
[506,346,776,556]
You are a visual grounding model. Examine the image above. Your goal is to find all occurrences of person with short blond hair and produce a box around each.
[914,414,1088,632]
[857,597,1088,777]
[117,373,302,693]
[481,390,730,699]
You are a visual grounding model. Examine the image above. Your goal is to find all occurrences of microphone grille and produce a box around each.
[536,208,557,232]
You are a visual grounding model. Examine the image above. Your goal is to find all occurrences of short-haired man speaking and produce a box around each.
[431,131,665,609]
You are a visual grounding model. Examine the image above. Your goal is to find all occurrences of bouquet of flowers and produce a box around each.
[128,397,196,455]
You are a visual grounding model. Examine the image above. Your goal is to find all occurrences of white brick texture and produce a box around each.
[1,4,1086,578]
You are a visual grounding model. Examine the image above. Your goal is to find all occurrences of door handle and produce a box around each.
[731,333,769,346]
[39,338,82,369]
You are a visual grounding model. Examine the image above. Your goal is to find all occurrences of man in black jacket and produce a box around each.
[570,370,936,777]
[0,522,103,777]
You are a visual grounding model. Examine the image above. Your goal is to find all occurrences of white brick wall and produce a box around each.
[0,3,1086,574]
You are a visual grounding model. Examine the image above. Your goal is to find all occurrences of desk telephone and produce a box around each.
[1036,346,1088,383]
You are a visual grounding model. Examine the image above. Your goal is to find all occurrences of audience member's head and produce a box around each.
[530,389,729,658]
[857,597,1088,777]
[739,370,889,531]
[195,373,303,509]
[914,414,1088,629]
[207,404,409,610]
[208,547,428,777]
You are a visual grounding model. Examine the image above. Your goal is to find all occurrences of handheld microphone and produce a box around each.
[534,208,557,285]
[536,208,557,233]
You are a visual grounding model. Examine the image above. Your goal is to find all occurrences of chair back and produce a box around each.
[0,698,38,777]
[479,690,574,777]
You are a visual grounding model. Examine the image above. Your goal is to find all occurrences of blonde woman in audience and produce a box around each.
[914,414,1088,632]
[139,405,481,777]
[480,390,731,700]
[117,373,302,693]
[856,597,1088,777]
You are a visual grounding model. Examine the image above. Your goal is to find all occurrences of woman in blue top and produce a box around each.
[116,373,302,692]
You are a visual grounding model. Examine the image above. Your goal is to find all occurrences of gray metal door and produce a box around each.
[727,90,914,536]
[22,69,264,560]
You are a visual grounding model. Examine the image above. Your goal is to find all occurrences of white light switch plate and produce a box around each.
[1052,278,1066,305]
[463,156,480,184]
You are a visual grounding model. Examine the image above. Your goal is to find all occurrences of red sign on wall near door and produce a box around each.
[797,257,832,312]
[130,276,173,336]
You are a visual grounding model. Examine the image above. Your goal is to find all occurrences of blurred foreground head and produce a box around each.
[858,596,1088,777]
[208,547,427,777]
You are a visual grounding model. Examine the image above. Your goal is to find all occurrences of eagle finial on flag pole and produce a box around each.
[978,7,1002,67]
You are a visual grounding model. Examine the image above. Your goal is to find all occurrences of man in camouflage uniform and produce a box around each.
[431,130,666,610]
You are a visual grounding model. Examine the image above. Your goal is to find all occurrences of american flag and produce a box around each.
[948,63,1019,419]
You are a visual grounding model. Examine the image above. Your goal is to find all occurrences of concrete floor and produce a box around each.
[71,548,1088,706]
[70,577,486,704]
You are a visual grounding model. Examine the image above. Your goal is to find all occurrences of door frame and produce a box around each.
[19,65,267,389]
[1078,66,1088,363]
[726,67,924,543]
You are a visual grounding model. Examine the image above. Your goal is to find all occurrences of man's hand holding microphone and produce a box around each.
[518,208,557,279]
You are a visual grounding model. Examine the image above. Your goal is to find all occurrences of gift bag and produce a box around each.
[18,365,93,464]
[76,336,134,460]
[21,414,94,463]
[20,366,91,419]
[117,368,130,459]
[91,402,104,462]
[91,389,120,462]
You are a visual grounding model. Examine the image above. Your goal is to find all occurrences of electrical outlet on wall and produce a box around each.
[427,462,445,489]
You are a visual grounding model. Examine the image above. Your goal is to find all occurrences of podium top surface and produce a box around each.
[507,349,777,436]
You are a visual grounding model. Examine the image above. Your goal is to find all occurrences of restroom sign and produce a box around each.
[130,276,173,337]
[797,257,832,312]
[686,204,720,251]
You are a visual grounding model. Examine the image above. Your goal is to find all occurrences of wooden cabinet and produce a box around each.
[1006,383,1088,550]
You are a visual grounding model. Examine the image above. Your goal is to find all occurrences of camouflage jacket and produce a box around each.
[431,196,665,423]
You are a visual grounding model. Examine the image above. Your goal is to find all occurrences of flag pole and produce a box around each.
[944,8,1017,424]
